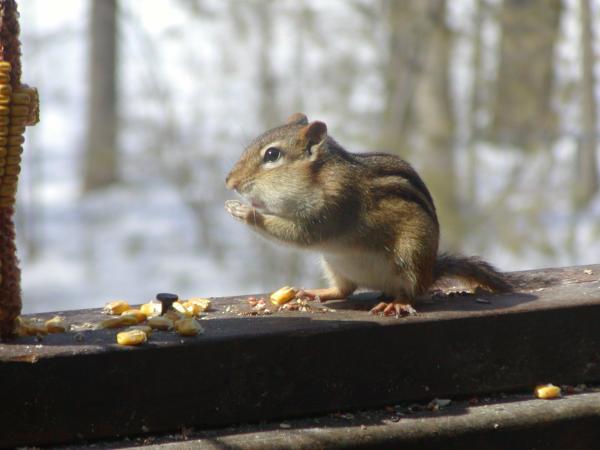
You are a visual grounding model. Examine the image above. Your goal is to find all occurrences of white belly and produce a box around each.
[323,250,409,295]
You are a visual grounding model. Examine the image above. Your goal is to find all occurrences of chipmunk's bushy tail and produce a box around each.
[433,253,512,293]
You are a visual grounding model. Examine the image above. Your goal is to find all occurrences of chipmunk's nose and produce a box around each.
[225,172,238,191]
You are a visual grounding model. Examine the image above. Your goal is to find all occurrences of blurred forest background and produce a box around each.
[17,0,600,312]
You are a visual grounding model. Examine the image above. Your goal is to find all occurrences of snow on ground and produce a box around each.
[15,0,600,313]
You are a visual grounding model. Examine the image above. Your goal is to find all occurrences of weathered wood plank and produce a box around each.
[0,264,599,447]
[87,389,600,450]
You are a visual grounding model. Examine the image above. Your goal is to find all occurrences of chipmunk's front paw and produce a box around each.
[225,200,261,224]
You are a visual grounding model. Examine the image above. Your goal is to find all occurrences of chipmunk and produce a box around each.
[225,113,511,316]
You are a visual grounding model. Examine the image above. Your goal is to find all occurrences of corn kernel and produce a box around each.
[182,301,203,316]
[128,325,152,337]
[9,105,29,117]
[103,300,131,315]
[147,316,174,330]
[116,329,147,346]
[185,297,212,312]
[96,317,128,329]
[10,92,31,105]
[174,318,203,336]
[45,316,67,333]
[119,314,139,326]
[120,309,147,323]
[140,301,162,317]
[163,310,183,322]
[17,317,48,336]
[270,286,297,305]
[535,384,561,399]
[172,301,194,317]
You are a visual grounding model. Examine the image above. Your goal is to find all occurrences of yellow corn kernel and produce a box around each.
[45,316,67,333]
[185,297,212,312]
[103,300,131,315]
[163,309,183,322]
[181,301,203,316]
[0,73,9,84]
[535,384,561,399]
[96,317,128,329]
[147,316,174,330]
[0,127,7,136]
[172,301,194,317]
[0,84,11,96]
[270,286,297,305]
[120,309,147,323]
[0,61,10,73]
[128,325,152,337]
[17,317,48,336]
[116,329,147,346]
[0,95,9,105]
[140,301,162,317]
[119,314,139,326]
[174,318,203,336]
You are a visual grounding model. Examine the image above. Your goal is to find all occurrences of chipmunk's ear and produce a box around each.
[302,121,328,160]
[286,112,308,125]
[302,120,327,144]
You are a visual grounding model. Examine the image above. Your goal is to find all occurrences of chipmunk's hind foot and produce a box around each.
[370,300,417,318]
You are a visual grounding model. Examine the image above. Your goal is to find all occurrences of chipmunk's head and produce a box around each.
[225,113,330,218]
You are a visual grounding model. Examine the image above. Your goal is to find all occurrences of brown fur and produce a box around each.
[225,113,511,304]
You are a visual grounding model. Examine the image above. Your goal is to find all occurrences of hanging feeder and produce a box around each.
[0,0,39,337]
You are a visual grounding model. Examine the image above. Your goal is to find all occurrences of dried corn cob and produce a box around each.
[0,0,40,337]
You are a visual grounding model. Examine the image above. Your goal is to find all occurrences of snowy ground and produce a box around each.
[15,0,600,313]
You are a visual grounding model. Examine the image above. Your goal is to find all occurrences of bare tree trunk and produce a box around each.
[575,0,599,206]
[378,0,433,156]
[412,0,460,249]
[490,0,561,150]
[466,0,486,203]
[256,0,279,127]
[82,0,119,193]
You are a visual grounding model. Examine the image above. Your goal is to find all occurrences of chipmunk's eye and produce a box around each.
[263,147,281,163]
